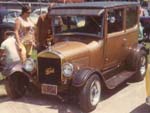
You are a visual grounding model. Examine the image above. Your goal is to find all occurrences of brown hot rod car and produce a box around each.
[1,1,149,112]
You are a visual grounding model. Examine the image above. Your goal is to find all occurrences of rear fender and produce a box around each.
[135,43,149,54]
[126,43,148,70]
[128,43,148,60]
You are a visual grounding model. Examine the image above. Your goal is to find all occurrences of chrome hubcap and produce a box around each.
[90,80,101,106]
[140,56,146,76]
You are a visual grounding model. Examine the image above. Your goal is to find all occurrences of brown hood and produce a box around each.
[52,41,89,60]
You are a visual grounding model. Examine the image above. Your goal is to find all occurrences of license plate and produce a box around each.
[41,84,57,95]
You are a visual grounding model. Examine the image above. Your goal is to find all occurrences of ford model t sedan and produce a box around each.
[2,2,148,112]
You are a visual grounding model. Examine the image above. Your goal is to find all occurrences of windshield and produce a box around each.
[53,15,104,37]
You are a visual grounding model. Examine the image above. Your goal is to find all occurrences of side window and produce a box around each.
[107,9,123,33]
[126,7,138,29]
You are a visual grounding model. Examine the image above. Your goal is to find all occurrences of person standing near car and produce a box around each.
[35,3,56,52]
[14,5,35,61]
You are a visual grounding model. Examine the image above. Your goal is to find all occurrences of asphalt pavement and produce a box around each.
[0,79,149,113]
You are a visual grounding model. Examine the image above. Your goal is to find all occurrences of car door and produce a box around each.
[103,8,126,69]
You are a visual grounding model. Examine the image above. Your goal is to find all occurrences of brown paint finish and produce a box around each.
[104,31,125,69]
[38,2,145,90]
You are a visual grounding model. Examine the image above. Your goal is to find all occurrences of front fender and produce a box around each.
[72,68,100,87]
[1,62,40,88]
[2,62,28,78]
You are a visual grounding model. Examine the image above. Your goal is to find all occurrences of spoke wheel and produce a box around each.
[140,56,146,76]
[79,74,101,112]
[90,80,101,106]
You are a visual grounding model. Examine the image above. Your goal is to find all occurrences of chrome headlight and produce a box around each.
[23,58,35,72]
[62,63,74,77]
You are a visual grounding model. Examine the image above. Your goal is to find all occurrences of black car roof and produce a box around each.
[53,1,139,9]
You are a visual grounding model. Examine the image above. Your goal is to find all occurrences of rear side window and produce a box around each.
[126,7,138,29]
[107,9,123,33]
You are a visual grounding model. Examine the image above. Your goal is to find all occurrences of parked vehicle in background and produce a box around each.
[0,9,14,44]
[31,7,47,24]
[2,9,21,23]
[2,2,149,112]
[140,8,150,41]
[32,7,47,15]
[29,12,39,24]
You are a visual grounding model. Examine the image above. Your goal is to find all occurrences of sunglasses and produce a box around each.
[26,11,31,14]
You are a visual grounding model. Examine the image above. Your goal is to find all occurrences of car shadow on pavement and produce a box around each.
[130,103,150,113]
[0,81,132,113]
[0,89,85,113]
[26,93,84,113]
[101,82,129,101]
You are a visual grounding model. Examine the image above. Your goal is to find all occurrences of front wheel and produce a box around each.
[79,74,101,112]
[5,74,28,99]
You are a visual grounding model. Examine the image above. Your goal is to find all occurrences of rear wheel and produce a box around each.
[5,73,28,99]
[135,50,147,81]
[79,74,101,112]
[131,50,147,81]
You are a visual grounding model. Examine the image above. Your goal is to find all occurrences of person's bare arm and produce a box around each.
[14,18,21,46]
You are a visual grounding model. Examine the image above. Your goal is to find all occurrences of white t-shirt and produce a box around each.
[0,36,20,64]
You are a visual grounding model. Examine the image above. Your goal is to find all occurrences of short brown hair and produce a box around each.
[21,5,31,15]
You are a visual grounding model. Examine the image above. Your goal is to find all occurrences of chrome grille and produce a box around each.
[38,57,61,85]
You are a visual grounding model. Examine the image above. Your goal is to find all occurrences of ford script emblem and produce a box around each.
[45,67,55,75]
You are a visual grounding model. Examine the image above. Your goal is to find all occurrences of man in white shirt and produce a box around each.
[0,31,21,65]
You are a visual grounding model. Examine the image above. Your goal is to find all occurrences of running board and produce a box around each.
[105,71,135,89]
